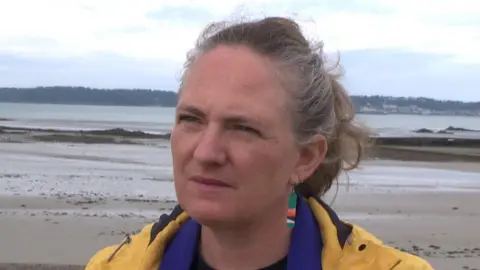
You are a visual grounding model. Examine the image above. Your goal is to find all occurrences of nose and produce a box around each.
[193,125,227,165]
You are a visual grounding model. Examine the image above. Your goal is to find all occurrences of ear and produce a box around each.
[292,135,327,182]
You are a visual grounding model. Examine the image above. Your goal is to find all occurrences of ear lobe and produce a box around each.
[295,135,327,181]
[288,174,302,186]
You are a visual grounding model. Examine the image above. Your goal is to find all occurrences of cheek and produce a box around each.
[231,145,295,215]
[234,143,295,189]
[171,127,189,157]
[170,129,190,177]
[170,129,191,204]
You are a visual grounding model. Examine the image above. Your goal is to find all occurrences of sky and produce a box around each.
[0,0,479,101]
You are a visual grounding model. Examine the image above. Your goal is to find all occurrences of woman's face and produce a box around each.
[170,45,321,227]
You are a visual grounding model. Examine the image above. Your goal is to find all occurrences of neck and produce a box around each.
[199,204,291,270]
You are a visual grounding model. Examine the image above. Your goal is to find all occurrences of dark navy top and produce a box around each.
[159,194,323,270]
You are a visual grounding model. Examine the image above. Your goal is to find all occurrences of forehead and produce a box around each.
[179,45,288,116]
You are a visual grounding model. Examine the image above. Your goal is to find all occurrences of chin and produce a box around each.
[183,198,236,226]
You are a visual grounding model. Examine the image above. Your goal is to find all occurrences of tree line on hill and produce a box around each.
[0,87,479,112]
[0,87,177,107]
[353,95,479,112]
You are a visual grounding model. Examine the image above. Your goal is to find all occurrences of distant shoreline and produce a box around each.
[358,112,480,117]
[1,125,480,162]
[2,101,479,117]
[0,101,173,108]
[2,86,479,116]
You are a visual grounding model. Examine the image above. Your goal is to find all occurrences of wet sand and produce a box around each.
[1,132,480,269]
[1,184,479,269]
[326,190,480,270]
[0,196,172,269]
[0,264,83,270]
[2,124,480,162]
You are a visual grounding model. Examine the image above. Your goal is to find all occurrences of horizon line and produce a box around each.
[1,86,479,104]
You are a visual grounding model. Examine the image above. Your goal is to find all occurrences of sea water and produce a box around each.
[1,102,480,136]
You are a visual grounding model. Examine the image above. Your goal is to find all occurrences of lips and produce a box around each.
[189,176,232,188]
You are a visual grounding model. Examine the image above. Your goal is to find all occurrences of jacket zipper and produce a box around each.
[107,234,132,263]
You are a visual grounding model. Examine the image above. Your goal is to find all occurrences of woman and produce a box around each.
[86,16,433,269]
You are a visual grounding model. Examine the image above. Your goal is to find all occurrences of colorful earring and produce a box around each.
[286,190,297,229]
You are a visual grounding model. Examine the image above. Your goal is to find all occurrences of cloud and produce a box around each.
[1,0,478,61]
[339,49,480,101]
[0,0,478,100]
[146,6,215,24]
[2,49,479,101]
[0,52,181,90]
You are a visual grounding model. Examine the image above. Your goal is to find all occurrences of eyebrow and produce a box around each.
[177,104,266,129]
[177,105,205,118]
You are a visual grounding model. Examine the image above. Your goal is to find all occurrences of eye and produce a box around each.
[177,114,200,123]
[234,125,261,136]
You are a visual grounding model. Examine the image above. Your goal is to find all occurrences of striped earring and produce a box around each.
[286,189,297,229]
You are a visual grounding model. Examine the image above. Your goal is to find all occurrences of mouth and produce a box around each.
[189,176,233,188]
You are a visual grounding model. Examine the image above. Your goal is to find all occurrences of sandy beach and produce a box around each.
[1,127,480,269]
[1,173,479,270]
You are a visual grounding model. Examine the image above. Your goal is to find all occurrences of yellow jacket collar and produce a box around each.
[86,196,433,270]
